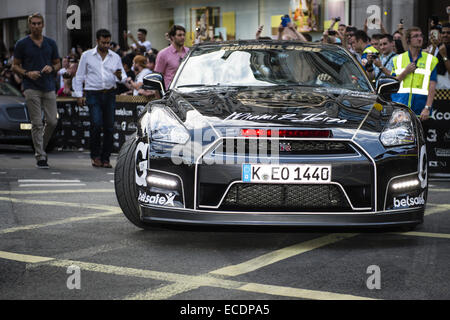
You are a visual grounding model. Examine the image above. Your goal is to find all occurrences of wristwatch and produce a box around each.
[424,105,431,110]
[444,56,448,62]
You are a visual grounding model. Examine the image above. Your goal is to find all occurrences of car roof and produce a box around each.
[193,40,341,51]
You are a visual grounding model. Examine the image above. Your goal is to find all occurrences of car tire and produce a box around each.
[114,137,156,230]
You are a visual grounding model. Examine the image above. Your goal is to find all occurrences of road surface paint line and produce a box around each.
[425,204,450,216]
[18,179,82,183]
[52,241,131,261]
[238,283,373,300]
[19,184,87,187]
[0,251,54,263]
[392,231,450,239]
[124,283,202,300]
[0,211,121,235]
[0,251,375,300]
[0,189,114,195]
[210,233,358,277]
[40,259,373,300]
[429,188,450,192]
[0,196,119,212]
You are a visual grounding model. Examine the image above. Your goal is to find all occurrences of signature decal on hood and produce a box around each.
[224,111,347,124]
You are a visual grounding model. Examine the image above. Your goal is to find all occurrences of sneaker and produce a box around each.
[102,161,112,169]
[91,158,103,167]
[36,159,49,169]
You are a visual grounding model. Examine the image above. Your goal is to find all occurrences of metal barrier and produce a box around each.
[424,89,450,177]
[56,96,152,153]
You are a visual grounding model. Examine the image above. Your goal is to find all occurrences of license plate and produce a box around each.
[20,123,32,130]
[242,164,331,184]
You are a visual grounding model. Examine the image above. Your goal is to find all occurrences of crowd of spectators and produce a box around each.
[1,7,450,95]
[0,27,160,97]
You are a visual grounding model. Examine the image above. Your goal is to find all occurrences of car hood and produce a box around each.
[0,95,26,106]
[167,86,391,139]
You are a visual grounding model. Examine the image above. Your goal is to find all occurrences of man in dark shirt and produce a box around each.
[12,13,61,169]
[436,23,450,89]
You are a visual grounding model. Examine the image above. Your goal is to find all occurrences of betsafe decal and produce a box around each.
[393,193,425,208]
[138,190,176,206]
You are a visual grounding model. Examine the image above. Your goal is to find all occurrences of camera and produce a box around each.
[281,14,291,27]
[334,17,341,22]
[430,29,440,40]
[328,30,337,36]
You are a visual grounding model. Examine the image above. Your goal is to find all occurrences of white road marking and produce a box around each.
[18,179,85,188]
[18,179,82,183]
[20,184,87,187]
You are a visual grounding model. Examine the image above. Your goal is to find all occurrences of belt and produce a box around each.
[86,88,116,94]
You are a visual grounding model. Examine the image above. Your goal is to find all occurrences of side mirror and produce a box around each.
[143,73,165,98]
[377,77,400,101]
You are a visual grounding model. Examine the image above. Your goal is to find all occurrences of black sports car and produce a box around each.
[114,40,428,230]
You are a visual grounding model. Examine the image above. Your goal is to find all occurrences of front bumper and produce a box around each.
[141,206,424,228]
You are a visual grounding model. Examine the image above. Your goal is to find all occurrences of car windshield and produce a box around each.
[174,43,372,93]
[0,83,23,97]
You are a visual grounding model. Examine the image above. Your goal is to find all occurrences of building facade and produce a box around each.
[0,0,121,57]
[0,0,448,57]
[126,0,448,51]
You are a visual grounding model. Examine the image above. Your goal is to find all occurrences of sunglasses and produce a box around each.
[442,31,450,35]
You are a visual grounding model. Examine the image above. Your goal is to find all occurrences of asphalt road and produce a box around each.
[0,146,449,303]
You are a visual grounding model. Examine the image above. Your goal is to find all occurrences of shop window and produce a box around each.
[190,7,221,44]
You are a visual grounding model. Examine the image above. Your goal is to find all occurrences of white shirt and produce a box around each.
[133,68,152,96]
[131,40,152,52]
[58,68,67,89]
[73,47,127,98]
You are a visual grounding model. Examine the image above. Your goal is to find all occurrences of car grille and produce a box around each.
[6,106,27,121]
[213,139,357,156]
[221,183,351,212]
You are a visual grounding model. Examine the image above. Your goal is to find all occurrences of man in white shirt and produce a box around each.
[73,29,127,169]
[127,28,151,53]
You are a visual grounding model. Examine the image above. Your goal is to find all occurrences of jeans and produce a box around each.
[85,91,116,162]
[23,89,58,161]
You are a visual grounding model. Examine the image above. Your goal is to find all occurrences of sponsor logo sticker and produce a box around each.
[138,190,175,206]
[393,193,425,208]
[435,148,450,157]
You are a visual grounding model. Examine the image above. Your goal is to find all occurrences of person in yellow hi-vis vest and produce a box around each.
[391,27,439,121]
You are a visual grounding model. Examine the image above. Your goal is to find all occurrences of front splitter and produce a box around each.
[140,206,424,228]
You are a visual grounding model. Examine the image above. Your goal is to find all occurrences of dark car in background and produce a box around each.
[0,82,57,151]
[0,82,32,146]
[114,40,428,230]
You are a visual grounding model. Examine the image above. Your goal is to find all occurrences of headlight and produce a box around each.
[380,109,415,147]
[149,105,190,144]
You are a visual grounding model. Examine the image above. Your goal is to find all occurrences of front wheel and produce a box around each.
[114,137,155,230]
